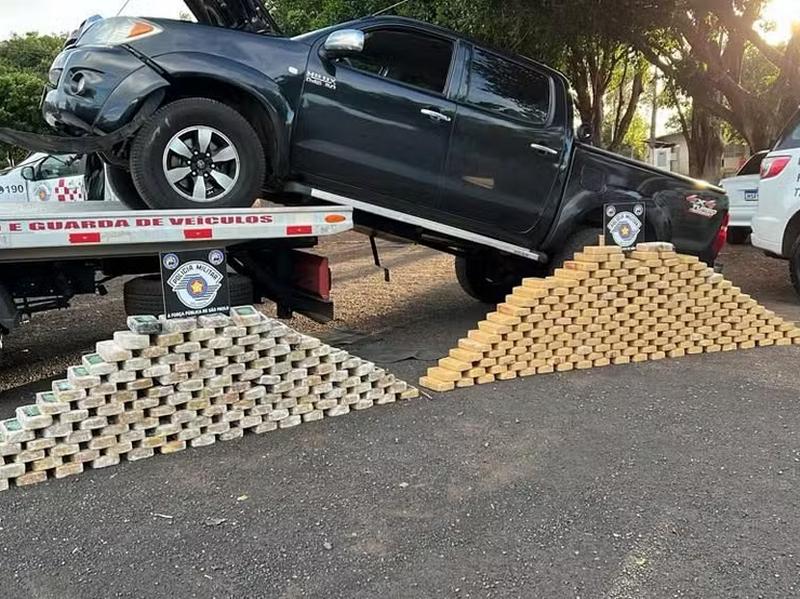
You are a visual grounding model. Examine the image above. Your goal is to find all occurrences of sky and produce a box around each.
[3,0,798,42]
[0,0,186,40]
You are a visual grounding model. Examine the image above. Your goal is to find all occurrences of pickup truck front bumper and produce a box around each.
[0,91,162,155]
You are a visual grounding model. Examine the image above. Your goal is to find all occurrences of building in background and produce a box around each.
[647,132,750,181]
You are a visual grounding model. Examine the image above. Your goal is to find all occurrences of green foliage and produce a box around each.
[620,112,649,160]
[0,33,64,77]
[0,33,64,166]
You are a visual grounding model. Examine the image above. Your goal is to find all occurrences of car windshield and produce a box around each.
[736,152,767,176]
[774,109,800,151]
[0,152,43,176]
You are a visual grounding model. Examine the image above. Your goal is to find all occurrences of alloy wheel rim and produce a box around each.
[161,126,241,202]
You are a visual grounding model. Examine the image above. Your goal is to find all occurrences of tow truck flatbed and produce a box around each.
[0,202,353,262]
[0,202,355,346]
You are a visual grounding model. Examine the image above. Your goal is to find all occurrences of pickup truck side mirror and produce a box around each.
[20,165,36,181]
[322,29,365,59]
[577,123,594,143]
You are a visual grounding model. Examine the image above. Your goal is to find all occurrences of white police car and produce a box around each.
[720,150,767,244]
[0,153,88,202]
[752,109,800,295]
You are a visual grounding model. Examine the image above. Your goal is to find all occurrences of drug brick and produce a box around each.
[36,391,69,415]
[231,305,263,327]
[55,462,84,479]
[52,380,87,403]
[127,447,155,461]
[16,471,48,487]
[67,366,102,389]
[159,316,197,333]
[96,340,133,362]
[82,353,118,376]
[91,454,121,469]
[16,405,52,431]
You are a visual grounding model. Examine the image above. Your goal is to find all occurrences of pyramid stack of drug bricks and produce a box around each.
[421,242,800,391]
[0,306,417,491]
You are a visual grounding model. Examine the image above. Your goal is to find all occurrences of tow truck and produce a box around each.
[0,200,353,353]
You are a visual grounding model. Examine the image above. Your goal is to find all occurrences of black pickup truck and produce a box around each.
[0,0,729,302]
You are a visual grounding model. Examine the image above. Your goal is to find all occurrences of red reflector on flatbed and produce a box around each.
[69,232,101,244]
[184,228,213,239]
[287,225,313,236]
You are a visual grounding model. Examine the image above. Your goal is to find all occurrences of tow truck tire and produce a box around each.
[789,237,800,299]
[106,165,149,210]
[727,227,750,245]
[130,98,266,210]
[123,274,255,316]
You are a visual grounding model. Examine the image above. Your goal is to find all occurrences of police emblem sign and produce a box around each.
[159,248,231,319]
[604,202,646,249]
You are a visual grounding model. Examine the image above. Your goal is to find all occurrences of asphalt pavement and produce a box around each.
[0,241,799,598]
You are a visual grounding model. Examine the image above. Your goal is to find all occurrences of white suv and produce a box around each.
[720,151,767,244]
[752,109,800,295]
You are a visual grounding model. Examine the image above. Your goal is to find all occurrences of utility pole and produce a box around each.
[649,68,659,166]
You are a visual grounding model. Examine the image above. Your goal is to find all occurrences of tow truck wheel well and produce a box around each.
[160,77,281,183]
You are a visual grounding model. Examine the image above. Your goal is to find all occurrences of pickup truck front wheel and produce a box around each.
[106,165,148,210]
[130,98,266,210]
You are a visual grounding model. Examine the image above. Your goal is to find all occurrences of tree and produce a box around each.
[0,33,64,76]
[611,0,800,152]
[569,40,648,151]
[0,33,64,166]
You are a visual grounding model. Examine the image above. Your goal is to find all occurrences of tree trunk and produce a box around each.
[687,105,724,183]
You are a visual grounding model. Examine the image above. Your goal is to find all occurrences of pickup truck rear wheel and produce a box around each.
[455,255,524,304]
[130,98,266,210]
[547,228,603,272]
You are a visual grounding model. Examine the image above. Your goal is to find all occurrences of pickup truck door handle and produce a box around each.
[420,108,452,123]
[530,143,559,156]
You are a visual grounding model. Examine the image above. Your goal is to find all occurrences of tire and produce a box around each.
[455,254,524,304]
[727,227,750,245]
[790,237,800,300]
[129,98,266,210]
[546,228,603,273]
[123,273,255,316]
[106,164,149,210]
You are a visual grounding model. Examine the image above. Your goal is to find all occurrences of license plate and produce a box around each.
[744,190,758,201]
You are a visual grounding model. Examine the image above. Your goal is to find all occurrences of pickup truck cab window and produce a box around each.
[465,48,550,124]
[335,28,454,95]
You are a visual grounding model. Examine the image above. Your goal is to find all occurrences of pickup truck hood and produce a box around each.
[184,0,281,34]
